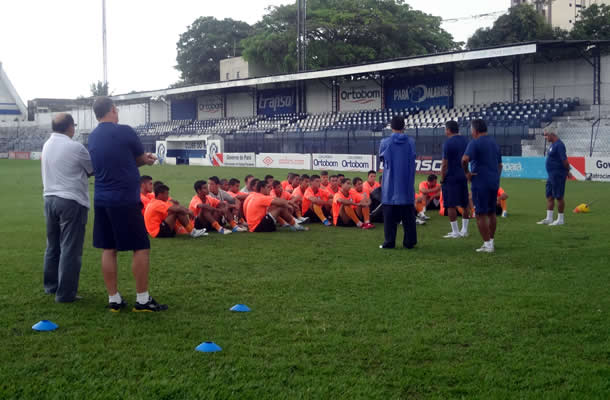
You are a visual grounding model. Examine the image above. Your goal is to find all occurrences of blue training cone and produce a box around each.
[230,304,251,312]
[196,342,222,353]
[32,320,58,332]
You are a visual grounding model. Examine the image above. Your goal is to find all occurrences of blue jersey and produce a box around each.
[88,122,144,207]
[442,135,468,182]
[546,139,568,177]
[464,135,502,190]
[379,133,416,205]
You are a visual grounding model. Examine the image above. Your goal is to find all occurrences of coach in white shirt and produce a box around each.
[41,113,93,302]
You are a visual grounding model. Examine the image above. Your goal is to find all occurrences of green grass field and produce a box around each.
[1,159,609,399]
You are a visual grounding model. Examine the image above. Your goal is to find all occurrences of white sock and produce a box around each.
[546,210,553,220]
[136,291,150,304]
[109,292,122,304]
[461,219,469,232]
[450,221,459,234]
[557,213,564,222]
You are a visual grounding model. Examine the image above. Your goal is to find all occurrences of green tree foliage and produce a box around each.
[241,0,458,74]
[571,4,610,40]
[467,4,561,49]
[175,17,252,84]
[90,81,109,96]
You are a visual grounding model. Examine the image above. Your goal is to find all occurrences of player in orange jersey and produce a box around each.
[144,184,205,238]
[246,180,308,232]
[302,175,333,226]
[332,178,373,229]
[497,187,508,218]
[350,177,374,228]
[140,175,154,215]
[189,180,246,234]
[362,170,381,195]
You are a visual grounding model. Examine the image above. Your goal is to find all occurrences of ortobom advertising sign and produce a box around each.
[312,154,373,172]
[255,153,311,170]
[198,95,224,120]
[385,75,453,111]
[339,80,382,111]
[257,88,296,116]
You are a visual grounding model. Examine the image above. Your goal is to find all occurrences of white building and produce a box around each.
[219,57,268,81]
[0,62,27,122]
[512,0,610,30]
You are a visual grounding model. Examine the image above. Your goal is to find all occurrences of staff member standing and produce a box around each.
[537,130,572,226]
[379,115,417,249]
[462,119,502,253]
[41,113,93,302]
[88,97,167,312]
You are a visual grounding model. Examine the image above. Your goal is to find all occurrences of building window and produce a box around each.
[226,72,230,80]
[236,71,240,79]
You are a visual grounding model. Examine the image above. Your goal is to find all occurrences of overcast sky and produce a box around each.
[0,0,508,102]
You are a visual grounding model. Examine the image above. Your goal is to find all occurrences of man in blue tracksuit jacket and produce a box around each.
[379,116,417,249]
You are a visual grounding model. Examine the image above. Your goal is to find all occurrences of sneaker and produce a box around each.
[366,223,375,228]
[133,297,168,312]
[361,223,373,230]
[475,244,494,253]
[290,223,309,231]
[549,219,564,226]
[416,219,426,225]
[418,213,430,220]
[537,219,553,225]
[459,231,469,238]
[190,228,208,238]
[281,223,291,228]
[443,232,461,239]
[501,211,508,218]
[297,217,310,224]
[219,229,232,235]
[107,299,127,313]
[232,225,247,233]
[323,219,332,226]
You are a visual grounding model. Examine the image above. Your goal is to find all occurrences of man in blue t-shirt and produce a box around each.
[462,119,502,253]
[88,97,167,313]
[378,115,417,249]
[440,120,471,239]
[537,130,572,226]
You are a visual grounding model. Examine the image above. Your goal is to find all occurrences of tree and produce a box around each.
[467,4,561,49]
[241,0,458,74]
[90,81,109,96]
[175,17,252,84]
[571,4,610,40]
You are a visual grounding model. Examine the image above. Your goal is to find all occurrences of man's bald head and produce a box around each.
[52,113,75,136]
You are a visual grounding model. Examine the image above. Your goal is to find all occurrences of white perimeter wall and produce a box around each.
[226,92,253,117]
[455,55,610,106]
[306,81,333,114]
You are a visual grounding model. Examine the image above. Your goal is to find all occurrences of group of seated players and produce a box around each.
[138,169,509,239]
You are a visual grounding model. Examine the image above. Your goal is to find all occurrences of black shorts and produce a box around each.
[254,214,277,233]
[194,216,213,231]
[303,208,327,222]
[442,180,469,209]
[93,204,150,251]
[156,221,176,238]
[335,218,356,227]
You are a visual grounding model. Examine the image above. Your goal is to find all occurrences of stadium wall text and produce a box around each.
[385,75,453,111]
[257,88,296,116]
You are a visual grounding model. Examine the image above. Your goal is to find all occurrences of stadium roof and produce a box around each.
[112,40,610,102]
[0,62,27,119]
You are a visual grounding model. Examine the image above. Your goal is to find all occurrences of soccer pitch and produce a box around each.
[1,159,609,399]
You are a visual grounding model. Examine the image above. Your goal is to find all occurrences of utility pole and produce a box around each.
[102,0,108,87]
[296,0,307,72]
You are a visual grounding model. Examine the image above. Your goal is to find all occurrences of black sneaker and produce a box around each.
[132,297,168,312]
[107,299,127,313]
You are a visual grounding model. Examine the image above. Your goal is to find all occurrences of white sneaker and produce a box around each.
[232,225,247,232]
[443,232,462,239]
[501,211,507,218]
[220,229,232,235]
[549,219,564,226]
[537,219,553,225]
[418,213,430,220]
[290,223,309,231]
[476,244,494,253]
[296,216,309,224]
[190,228,208,238]
[459,231,469,237]
[415,219,426,225]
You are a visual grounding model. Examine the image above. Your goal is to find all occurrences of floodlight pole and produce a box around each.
[102,0,108,87]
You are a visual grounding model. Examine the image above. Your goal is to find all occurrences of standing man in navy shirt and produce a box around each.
[440,120,471,239]
[88,97,167,312]
[379,115,417,249]
[462,119,502,253]
[537,130,572,226]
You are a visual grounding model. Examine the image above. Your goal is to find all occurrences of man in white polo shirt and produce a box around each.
[41,113,93,302]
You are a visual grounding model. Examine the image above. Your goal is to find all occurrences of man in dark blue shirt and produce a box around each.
[462,119,502,253]
[378,115,417,249]
[88,97,167,312]
[538,130,572,226]
[440,120,471,239]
